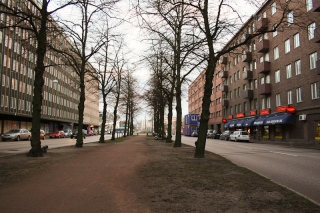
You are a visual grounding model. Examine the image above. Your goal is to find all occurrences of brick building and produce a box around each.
[188,0,320,144]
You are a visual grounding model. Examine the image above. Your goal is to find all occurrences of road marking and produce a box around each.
[236,145,253,149]
[270,151,298,157]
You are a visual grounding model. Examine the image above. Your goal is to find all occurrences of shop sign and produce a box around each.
[236,113,244,118]
[276,105,296,114]
[260,108,271,115]
[222,119,227,123]
[228,115,233,119]
[250,110,257,116]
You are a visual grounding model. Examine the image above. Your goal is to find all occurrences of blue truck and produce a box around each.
[183,114,200,136]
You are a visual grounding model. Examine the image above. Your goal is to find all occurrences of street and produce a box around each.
[0,135,110,157]
[181,135,320,206]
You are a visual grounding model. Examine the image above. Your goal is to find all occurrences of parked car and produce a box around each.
[1,129,31,141]
[191,130,198,137]
[229,131,250,142]
[220,130,233,141]
[207,129,215,138]
[49,131,65,138]
[207,129,221,139]
[64,130,72,138]
[30,129,46,140]
[70,130,87,139]
[212,131,221,139]
[40,130,46,140]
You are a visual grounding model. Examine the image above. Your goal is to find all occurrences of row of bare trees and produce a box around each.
[136,0,307,158]
[0,0,141,157]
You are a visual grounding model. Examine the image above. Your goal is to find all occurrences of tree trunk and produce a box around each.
[27,1,48,157]
[166,97,173,143]
[111,91,120,140]
[174,79,182,147]
[75,60,86,148]
[99,99,107,143]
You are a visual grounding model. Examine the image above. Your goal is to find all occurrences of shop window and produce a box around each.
[275,125,282,139]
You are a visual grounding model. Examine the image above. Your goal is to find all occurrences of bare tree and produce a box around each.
[136,0,204,146]
[57,0,119,147]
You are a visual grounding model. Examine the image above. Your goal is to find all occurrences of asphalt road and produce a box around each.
[0,135,110,157]
[181,135,320,206]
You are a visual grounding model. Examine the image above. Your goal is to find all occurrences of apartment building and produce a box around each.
[188,64,224,132]
[0,2,100,135]
[188,0,320,144]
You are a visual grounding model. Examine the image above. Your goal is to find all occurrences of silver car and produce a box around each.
[229,131,250,142]
[1,129,31,141]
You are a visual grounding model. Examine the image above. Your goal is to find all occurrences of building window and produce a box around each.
[275,70,280,83]
[287,11,294,26]
[274,46,279,60]
[308,22,316,40]
[266,96,271,108]
[254,79,257,89]
[230,91,233,99]
[293,33,300,48]
[261,98,265,109]
[286,64,292,79]
[271,2,276,15]
[295,60,301,75]
[285,39,290,54]
[287,90,293,104]
[296,87,302,103]
[273,25,278,37]
[311,82,319,100]
[306,0,313,11]
[237,70,240,80]
[230,106,233,114]
[276,94,281,106]
[310,52,318,69]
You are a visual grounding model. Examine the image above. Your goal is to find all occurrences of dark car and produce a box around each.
[70,130,87,139]
[220,130,233,141]
[211,131,221,139]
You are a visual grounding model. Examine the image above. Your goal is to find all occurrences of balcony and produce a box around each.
[258,61,271,74]
[221,85,228,92]
[242,52,252,62]
[220,70,228,78]
[257,39,269,53]
[221,99,229,107]
[243,90,254,99]
[220,56,228,64]
[243,70,253,80]
[259,83,272,95]
[315,27,320,43]
[317,61,320,75]
[256,18,268,32]
[311,0,320,12]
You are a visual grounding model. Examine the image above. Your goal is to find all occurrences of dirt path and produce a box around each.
[0,136,151,213]
[1,135,319,213]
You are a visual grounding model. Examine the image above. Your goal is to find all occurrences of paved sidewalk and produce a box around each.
[0,136,151,213]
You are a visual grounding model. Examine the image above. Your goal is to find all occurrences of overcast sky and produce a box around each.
[51,0,263,122]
